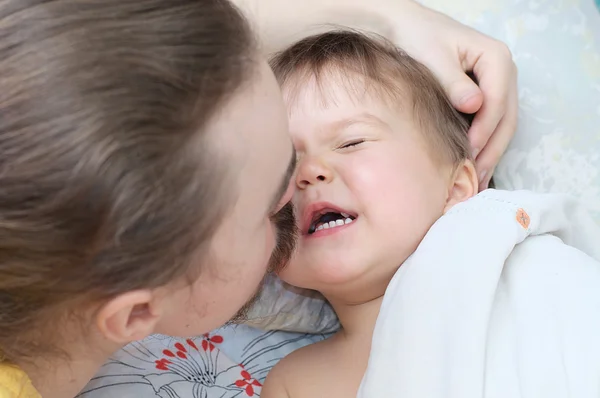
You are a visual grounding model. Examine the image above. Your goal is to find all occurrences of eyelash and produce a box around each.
[340,139,366,149]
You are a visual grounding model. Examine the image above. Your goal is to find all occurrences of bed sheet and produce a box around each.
[79,326,326,397]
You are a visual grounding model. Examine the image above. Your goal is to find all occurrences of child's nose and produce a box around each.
[295,155,333,189]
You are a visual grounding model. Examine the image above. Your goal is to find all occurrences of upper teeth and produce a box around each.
[315,218,353,231]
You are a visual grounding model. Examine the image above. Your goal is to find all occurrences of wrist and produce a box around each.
[235,0,421,55]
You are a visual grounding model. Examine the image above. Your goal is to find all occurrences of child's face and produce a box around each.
[279,75,454,299]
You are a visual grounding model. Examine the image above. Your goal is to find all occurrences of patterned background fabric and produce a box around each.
[80,328,326,397]
[84,1,600,397]
[419,0,600,225]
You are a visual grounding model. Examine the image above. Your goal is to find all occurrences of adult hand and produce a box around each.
[391,1,518,189]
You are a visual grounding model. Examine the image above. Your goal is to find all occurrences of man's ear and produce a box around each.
[96,290,162,344]
[444,160,479,214]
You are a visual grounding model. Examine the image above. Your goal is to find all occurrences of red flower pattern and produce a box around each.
[86,329,325,398]
[154,336,225,372]
[148,335,267,396]
[235,370,262,396]
[154,358,171,371]
[155,340,198,370]
[201,333,224,352]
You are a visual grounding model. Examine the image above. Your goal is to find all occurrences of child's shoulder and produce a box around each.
[262,334,343,398]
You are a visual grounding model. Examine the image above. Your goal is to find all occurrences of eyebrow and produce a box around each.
[269,147,297,213]
[334,112,387,128]
[328,112,392,134]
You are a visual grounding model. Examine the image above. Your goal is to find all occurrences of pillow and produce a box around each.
[242,274,339,333]
[242,0,600,334]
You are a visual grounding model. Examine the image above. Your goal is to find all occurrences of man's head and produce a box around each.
[270,31,478,301]
[0,0,296,365]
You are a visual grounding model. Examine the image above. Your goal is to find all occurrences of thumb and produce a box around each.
[438,70,483,114]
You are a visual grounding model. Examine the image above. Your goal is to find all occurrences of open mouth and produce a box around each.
[308,211,357,234]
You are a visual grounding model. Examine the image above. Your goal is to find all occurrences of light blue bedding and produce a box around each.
[79,326,325,397]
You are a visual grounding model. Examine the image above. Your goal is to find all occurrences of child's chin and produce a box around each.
[283,251,366,282]
[313,264,367,287]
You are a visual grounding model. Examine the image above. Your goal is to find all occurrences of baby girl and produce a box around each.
[261,30,600,398]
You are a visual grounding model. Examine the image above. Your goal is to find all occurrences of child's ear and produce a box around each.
[444,160,479,214]
[95,290,162,344]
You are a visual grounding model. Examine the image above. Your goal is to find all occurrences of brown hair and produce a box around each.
[270,30,471,165]
[0,0,256,361]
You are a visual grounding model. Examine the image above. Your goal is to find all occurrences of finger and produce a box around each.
[431,64,484,115]
[468,44,515,156]
[475,83,518,191]
[419,46,484,114]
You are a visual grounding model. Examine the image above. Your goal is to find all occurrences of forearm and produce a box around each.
[232,0,419,55]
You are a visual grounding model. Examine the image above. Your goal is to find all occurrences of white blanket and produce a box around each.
[358,190,600,398]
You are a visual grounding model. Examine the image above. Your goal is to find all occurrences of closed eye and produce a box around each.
[340,139,365,149]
